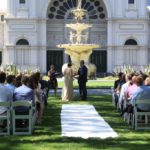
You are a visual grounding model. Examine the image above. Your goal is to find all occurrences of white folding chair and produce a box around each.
[0,101,11,135]
[132,99,150,130]
[12,101,36,135]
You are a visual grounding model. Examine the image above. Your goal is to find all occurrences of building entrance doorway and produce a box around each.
[90,50,107,73]
[47,50,63,73]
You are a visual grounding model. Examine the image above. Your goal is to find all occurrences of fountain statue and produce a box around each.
[57,0,100,77]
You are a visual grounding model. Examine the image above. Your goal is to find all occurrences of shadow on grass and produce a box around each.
[1,94,150,150]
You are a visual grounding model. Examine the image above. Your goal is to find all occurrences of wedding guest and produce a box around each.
[131,76,150,111]
[0,72,11,114]
[13,75,35,113]
[32,72,45,124]
[118,73,132,113]
[144,77,150,86]
[125,75,138,101]
[0,72,11,128]
[5,75,16,100]
[48,65,58,95]
[15,74,22,87]
[13,75,35,127]
[113,72,124,107]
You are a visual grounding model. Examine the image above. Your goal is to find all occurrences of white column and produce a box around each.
[7,46,15,64]
[107,20,113,72]
[143,47,148,66]
[30,0,37,18]
[40,47,46,73]
[7,0,14,16]
[116,0,123,18]
[2,48,8,64]
[138,0,147,18]
[39,20,47,73]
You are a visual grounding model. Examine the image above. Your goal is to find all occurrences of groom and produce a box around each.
[78,60,88,100]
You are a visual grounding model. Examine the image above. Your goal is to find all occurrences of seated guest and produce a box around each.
[39,75,49,106]
[15,75,22,87]
[118,73,132,113]
[114,72,124,91]
[13,75,35,113]
[131,76,150,111]
[144,77,150,86]
[5,75,16,100]
[113,72,124,107]
[0,72,11,127]
[32,72,45,124]
[125,75,138,101]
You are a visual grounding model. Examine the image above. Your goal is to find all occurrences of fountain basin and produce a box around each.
[66,23,92,32]
[57,44,99,53]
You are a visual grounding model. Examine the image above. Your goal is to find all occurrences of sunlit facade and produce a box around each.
[0,0,150,73]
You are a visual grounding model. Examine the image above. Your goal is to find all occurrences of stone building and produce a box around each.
[0,0,150,73]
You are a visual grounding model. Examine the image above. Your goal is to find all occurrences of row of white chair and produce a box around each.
[0,101,36,135]
[111,88,150,130]
[132,99,150,130]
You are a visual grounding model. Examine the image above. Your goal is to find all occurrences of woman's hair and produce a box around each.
[135,76,143,86]
[0,72,6,83]
[6,75,16,84]
[28,75,37,89]
[33,72,40,81]
[68,63,72,67]
[15,75,22,87]
[21,75,29,85]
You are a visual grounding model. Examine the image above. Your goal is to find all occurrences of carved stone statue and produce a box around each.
[70,31,75,44]
[77,0,82,9]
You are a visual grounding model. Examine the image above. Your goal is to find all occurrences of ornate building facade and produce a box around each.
[0,0,150,73]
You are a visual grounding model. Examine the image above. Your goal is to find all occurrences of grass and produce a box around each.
[0,93,150,150]
[58,80,114,89]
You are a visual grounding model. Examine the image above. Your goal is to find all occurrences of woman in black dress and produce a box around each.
[48,65,58,95]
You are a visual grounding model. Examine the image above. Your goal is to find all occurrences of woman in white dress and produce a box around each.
[62,63,73,101]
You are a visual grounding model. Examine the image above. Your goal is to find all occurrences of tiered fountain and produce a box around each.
[57,0,100,76]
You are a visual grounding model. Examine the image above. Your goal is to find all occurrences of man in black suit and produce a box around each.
[78,60,88,100]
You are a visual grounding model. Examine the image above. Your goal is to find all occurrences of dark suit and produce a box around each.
[78,65,88,100]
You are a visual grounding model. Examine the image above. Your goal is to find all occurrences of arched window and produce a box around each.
[128,0,134,4]
[15,39,30,66]
[47,0,106,20]
[124,39,138,66]
[124,39,137,45]
[19,0,26,4]
[16,39,29,45]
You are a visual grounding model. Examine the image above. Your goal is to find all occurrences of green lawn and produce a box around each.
[58,80,114,89]
[0,94,150,150]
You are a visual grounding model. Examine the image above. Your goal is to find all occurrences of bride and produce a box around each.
[61,63,73,101]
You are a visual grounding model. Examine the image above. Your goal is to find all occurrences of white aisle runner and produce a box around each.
[61,105,118,139]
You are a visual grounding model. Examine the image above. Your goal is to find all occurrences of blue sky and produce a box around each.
[148,0,150,6]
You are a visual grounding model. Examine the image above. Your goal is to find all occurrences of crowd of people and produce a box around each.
[113,71,150,122]
[0,71,49,128]
[0,60,88,129]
